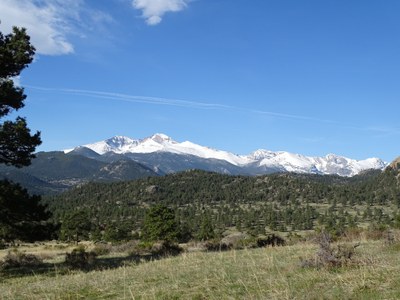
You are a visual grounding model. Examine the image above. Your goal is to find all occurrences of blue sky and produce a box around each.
[1,0,399,161]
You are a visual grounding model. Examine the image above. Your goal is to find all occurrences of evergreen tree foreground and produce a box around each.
[142,204,180,243]
[0,24,48,243]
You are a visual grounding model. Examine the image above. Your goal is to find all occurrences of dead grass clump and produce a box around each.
[300,232,360,268]
[220,233,253,249]
[364,229,388,241]
[43,243,69,250]
[127,241,183,258]
[36,252,57,261]
[339,228,364,242]
[91,243,112,256]
[150,241,183,256]
[111,240,140,253]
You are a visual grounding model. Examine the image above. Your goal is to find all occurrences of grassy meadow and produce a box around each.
[1,232,400,299]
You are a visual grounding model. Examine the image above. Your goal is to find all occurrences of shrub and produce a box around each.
[0,240,6,250]
[257,234,286,247]
[127,240,183,258]
[204,239,230,252]
[0,249,42,269]
[218,233,286,250]
[65,246,97,270]
[300,232,360,269]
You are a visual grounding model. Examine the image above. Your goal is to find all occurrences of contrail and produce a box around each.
[26,85,335,122]
[26,85,232,110]
[25,85,399,135]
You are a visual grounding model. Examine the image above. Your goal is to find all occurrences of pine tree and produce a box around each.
[60,211,92,243]
[142,204,180,242]
[0,25,47,242]
[197,214,215,241]
[0,25,41,167]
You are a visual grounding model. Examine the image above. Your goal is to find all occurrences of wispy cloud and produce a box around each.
[132,0,189,25]
[0,0,113,55]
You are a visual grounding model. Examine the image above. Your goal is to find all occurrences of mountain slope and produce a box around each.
[124,152,247,175]
[0,151,159,194]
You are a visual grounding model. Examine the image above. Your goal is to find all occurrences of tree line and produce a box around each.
[41,166,400,243]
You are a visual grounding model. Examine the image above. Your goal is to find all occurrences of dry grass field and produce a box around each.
[1,234,400,299]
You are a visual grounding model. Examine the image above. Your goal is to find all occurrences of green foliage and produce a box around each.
[197,214,215,241]
[0,180,51,242]
[60,211,92,243]
[142,204,180,242]
[0,25,41,168]
[0,117,41,167]
[0,24,51,243]
[103,222,131,242]
[44,166,400,242]
[0,26,35,78]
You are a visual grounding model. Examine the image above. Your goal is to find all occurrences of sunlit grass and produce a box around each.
[2,238,400,299]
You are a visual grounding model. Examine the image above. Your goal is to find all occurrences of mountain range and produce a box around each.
[66,133,387,177]
[0,133,388,195]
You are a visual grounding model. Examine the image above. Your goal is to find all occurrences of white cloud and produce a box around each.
[0,0,75,55]
[132,0,189,25]
[0,0,114,56]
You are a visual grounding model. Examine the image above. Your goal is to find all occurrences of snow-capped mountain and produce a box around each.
[67,133,252,166]
[73,136,140,155]
[65,134,388,177]
[249,151,386,177]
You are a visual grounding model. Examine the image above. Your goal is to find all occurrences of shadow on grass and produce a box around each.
[0,251,181,281]
[1,237,287,280]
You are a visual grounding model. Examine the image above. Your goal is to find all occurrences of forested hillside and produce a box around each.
[0,151,159,194]
[43,164,400,241]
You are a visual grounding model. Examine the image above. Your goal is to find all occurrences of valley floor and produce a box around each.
[1,237,400,299]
